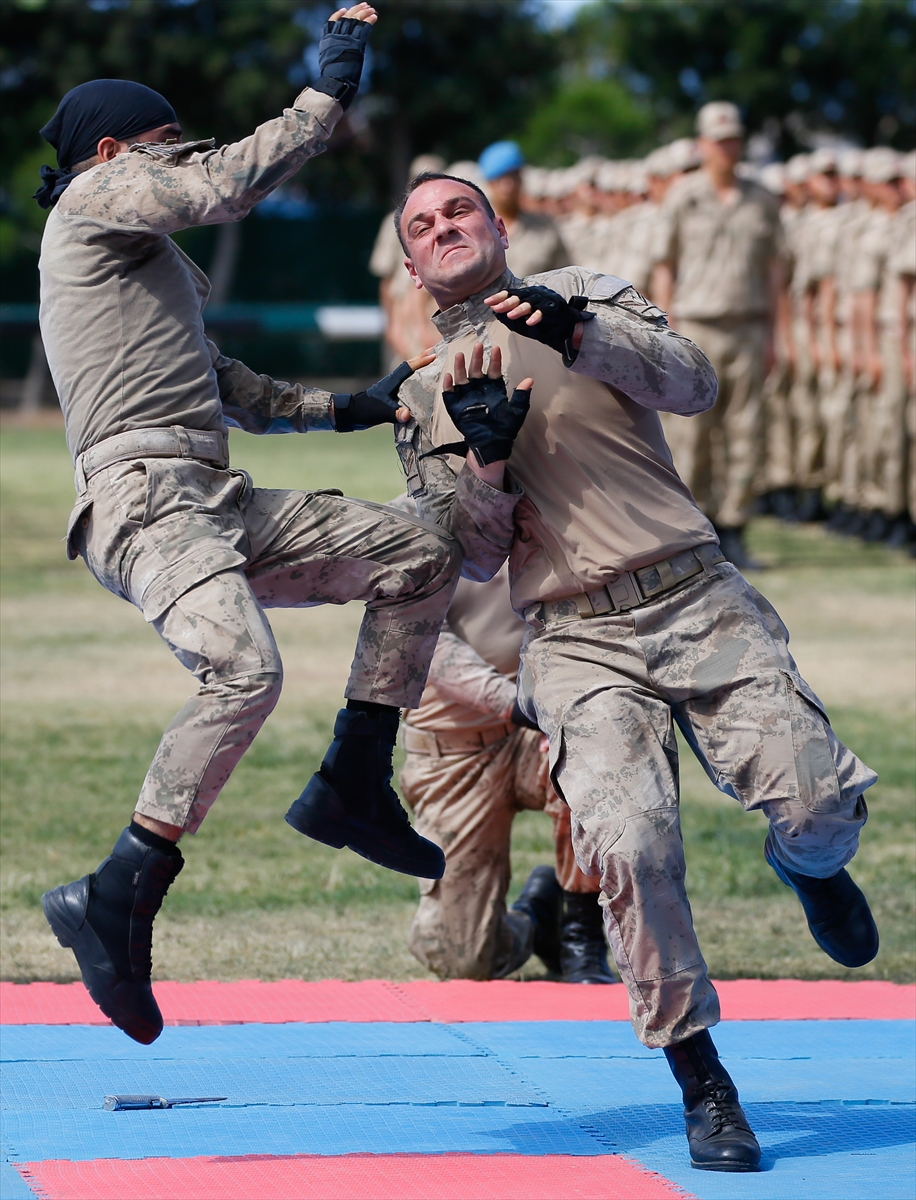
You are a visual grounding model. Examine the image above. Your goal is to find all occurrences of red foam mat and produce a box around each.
[1,978,912,1026]
[0,980,423,1026]
[15,1154,693,1200]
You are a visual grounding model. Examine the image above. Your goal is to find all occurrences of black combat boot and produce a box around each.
[765,837,878,968]
[286,707,445,879]
[664,1029,761,1172]
[558,892,617,983]
[42,825,183,1045]
[511,866,562,974]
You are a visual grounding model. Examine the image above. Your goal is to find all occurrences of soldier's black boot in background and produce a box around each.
[287,706,445,879]
[716,526,763,572]
[765,836,878,967]
[41,825,183,1045]
[664,1029,761,1172]
[511,865,562,975]
[559,891,617,983]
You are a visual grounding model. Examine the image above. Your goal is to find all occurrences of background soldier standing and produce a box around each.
[394,548,615,985]
[654,101,788,569]
[478,140,570,279]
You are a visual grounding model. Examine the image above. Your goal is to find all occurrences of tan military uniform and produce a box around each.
[656,171,787,527]
[399,563,599,981]
[855,206,910,517]
[829,199,873,508]
[889,200,916,520]
[396,266,873,1048]
[556,211,612,275]
[369,214,437,365]
[598,200,658,294]
[762,201,805,493]
[38,88,512,834]
[788,204,836,490]
[503,210,570,278]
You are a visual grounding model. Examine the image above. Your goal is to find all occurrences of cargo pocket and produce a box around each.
[64,496,93,561]
[783,671,843,813]
[547,725,607,877]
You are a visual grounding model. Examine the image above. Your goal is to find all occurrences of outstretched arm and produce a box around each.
[59,6,376,233]
[207,338,334,434]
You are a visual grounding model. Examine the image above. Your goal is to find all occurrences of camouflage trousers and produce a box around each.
[662,318,769,528]
[70,459,460,832]
[518,563,875,1048]
[400,726,598,981]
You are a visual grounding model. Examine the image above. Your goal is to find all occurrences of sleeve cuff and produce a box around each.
[454,463,522,535]
[291,87,343,132]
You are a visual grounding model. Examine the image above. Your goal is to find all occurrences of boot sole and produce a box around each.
[287,775,445,879]
[42,886,162,1045]
[691,1159,761,1172]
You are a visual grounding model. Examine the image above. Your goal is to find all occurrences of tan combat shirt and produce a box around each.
[395,268,718,614]
[657,171,786,321]
[503,211,570,278]
[405,563,526,734]
[854,208,903,330]
[40,87,344,461]
[601,201,659,294]
[832,199,872,326]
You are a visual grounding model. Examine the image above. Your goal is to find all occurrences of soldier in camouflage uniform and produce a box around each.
[389,168,878,1173]
[387,505,614,986]
[36,10,520,1048]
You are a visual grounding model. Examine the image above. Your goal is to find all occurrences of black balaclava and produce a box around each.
[35,79,177,209]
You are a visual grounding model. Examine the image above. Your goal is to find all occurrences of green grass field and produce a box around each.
[1,423,914,984]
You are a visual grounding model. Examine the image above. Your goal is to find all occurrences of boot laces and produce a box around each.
[702,1083,747,1135]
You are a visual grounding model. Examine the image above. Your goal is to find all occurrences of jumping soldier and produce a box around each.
[36,7,521,1047]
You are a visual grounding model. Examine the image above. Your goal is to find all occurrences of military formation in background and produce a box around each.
[371,103,916,561]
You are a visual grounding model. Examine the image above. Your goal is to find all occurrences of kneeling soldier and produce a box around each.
[390,516,615,984]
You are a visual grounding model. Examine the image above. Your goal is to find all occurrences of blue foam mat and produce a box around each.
[503,1054,915,1107]
[0,1055,544,1111]
[459,1019,912,1062]
[579,1100,916,1200]
[3,1018,913,1200]
[0,1158,34,1200]
[0,1104,606,1161]
[0,1021,478,1063]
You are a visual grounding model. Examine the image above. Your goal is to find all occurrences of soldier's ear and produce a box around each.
[405,259,425,291]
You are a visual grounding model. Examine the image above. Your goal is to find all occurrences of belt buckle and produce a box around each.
[605,573,643,612]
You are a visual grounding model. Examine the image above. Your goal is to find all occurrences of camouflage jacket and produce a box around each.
[395,267,718,610]
[39,87,342,462]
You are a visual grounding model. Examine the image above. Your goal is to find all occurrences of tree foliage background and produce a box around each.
[1,0,914,297]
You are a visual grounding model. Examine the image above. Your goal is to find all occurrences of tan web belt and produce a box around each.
[401,723,515,758]
[527,543,726,626]
[74,426,229,491]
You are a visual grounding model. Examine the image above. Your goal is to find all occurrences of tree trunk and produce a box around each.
[208,221,241,306]
[19,332,51,417]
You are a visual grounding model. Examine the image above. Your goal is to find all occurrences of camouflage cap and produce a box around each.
[862,146,901,184]
[696,101,744,141]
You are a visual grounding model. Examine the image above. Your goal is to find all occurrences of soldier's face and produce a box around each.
[400,179,509,307]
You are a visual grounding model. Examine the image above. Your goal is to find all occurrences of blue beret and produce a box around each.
[478,141,525,182]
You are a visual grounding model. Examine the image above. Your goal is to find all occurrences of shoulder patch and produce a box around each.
[587,273,632,301]
[129,138,216,163]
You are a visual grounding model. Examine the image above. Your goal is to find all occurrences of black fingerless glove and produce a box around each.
[424,374,531,467]
[311,16,372,111]
[333,360,413,433]
[510,700,540,731]
[492,286,594,365]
